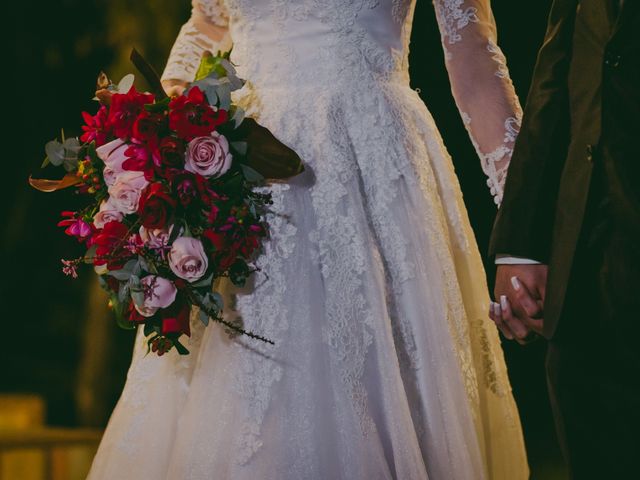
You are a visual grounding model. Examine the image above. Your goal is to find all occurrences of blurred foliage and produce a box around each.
[103,1,189,82]
[2,0,189,427]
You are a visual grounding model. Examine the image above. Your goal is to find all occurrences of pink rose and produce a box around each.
[94,198,124,229]
[96,138,129,186]
[139,225,172,251]
[108,171,149,215]
[134,275,178,317]
[185,132,232,178]
[168,237,209,282]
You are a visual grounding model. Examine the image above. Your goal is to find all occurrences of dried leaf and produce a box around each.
[28,173,81,192]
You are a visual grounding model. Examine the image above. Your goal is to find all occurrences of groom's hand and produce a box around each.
[493,264,548,341]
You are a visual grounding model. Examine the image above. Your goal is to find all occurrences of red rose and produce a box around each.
[92,220,131,270]
[107,86,155,139]
[160,297,191,336]
[236,235,260,258]
[169,87,228,141]
[203,229,227,251]
[132,110,166,144]
[158,137,186,170]
[138,182,176,229]
[171,171,215,208]
[80,106,110,146]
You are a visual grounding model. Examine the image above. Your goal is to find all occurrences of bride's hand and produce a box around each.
[162,79,188,97]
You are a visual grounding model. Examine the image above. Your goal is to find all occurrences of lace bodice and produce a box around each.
[162,0,521,203]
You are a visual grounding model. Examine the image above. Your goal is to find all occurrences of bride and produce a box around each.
[88,1,528,478]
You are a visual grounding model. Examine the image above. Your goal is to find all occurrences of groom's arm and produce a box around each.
[489,0,579,262]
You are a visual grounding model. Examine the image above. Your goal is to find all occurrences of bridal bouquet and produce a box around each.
[30,50,302,355]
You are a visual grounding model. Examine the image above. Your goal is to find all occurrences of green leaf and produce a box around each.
[168,222,182,245]
[195,55,224,82]
[232,141,248,157]
[174,341,190,355]
[118,282,130,304]
[144,96,171,113]
[239,163,264,183]
[198,309,210,326]
[113,299,136,330]
[192,273,214,288]
[107,259,138,281]
[131,290,145,308]
[62,138,82,172]
[211,291,224,310]
[230,106,245,129]
[143,322,154,337]
[45,140,65,167]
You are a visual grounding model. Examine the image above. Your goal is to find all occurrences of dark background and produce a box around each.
[2,1,565,478]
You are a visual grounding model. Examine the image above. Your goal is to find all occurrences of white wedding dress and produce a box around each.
[88,1,528,479]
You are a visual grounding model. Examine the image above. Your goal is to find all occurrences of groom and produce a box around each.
[490,0,639,478]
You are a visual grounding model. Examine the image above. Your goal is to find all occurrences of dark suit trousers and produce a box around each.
[546,155,640,479]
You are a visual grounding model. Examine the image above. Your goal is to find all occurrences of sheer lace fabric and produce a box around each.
[89,1,528,479]
[434,0,522,205]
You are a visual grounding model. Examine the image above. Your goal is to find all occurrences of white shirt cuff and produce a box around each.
[495,254,541,265]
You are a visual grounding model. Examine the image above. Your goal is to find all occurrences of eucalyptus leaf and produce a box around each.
[55,137,81,172]
[198,309,210,326]
[117,74,135,94]
[239,163,265,183]
[216,83,232,111]
[107,259,138,280]
[118,282,130,303]
[230,106,246,129]
[108,268,133,281]
[45,140,65,167]
[232,141,248,156]
[133,255,152,275]
[192,273,214,288]
[131,289,145,308]
[211,292,224,310]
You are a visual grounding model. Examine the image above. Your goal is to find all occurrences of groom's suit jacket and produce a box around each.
[490,0,640,338]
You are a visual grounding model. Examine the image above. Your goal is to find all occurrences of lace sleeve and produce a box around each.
[433,0,522,206]
[161,0,232,85]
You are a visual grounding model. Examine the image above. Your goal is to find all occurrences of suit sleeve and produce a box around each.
[489,0,579,262]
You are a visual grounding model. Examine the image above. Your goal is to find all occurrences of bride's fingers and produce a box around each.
[499,295,531,343]
[511,276,544,320]
[490,302,514,340]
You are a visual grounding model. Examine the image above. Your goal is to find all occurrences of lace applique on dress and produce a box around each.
[434,0,479,46]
